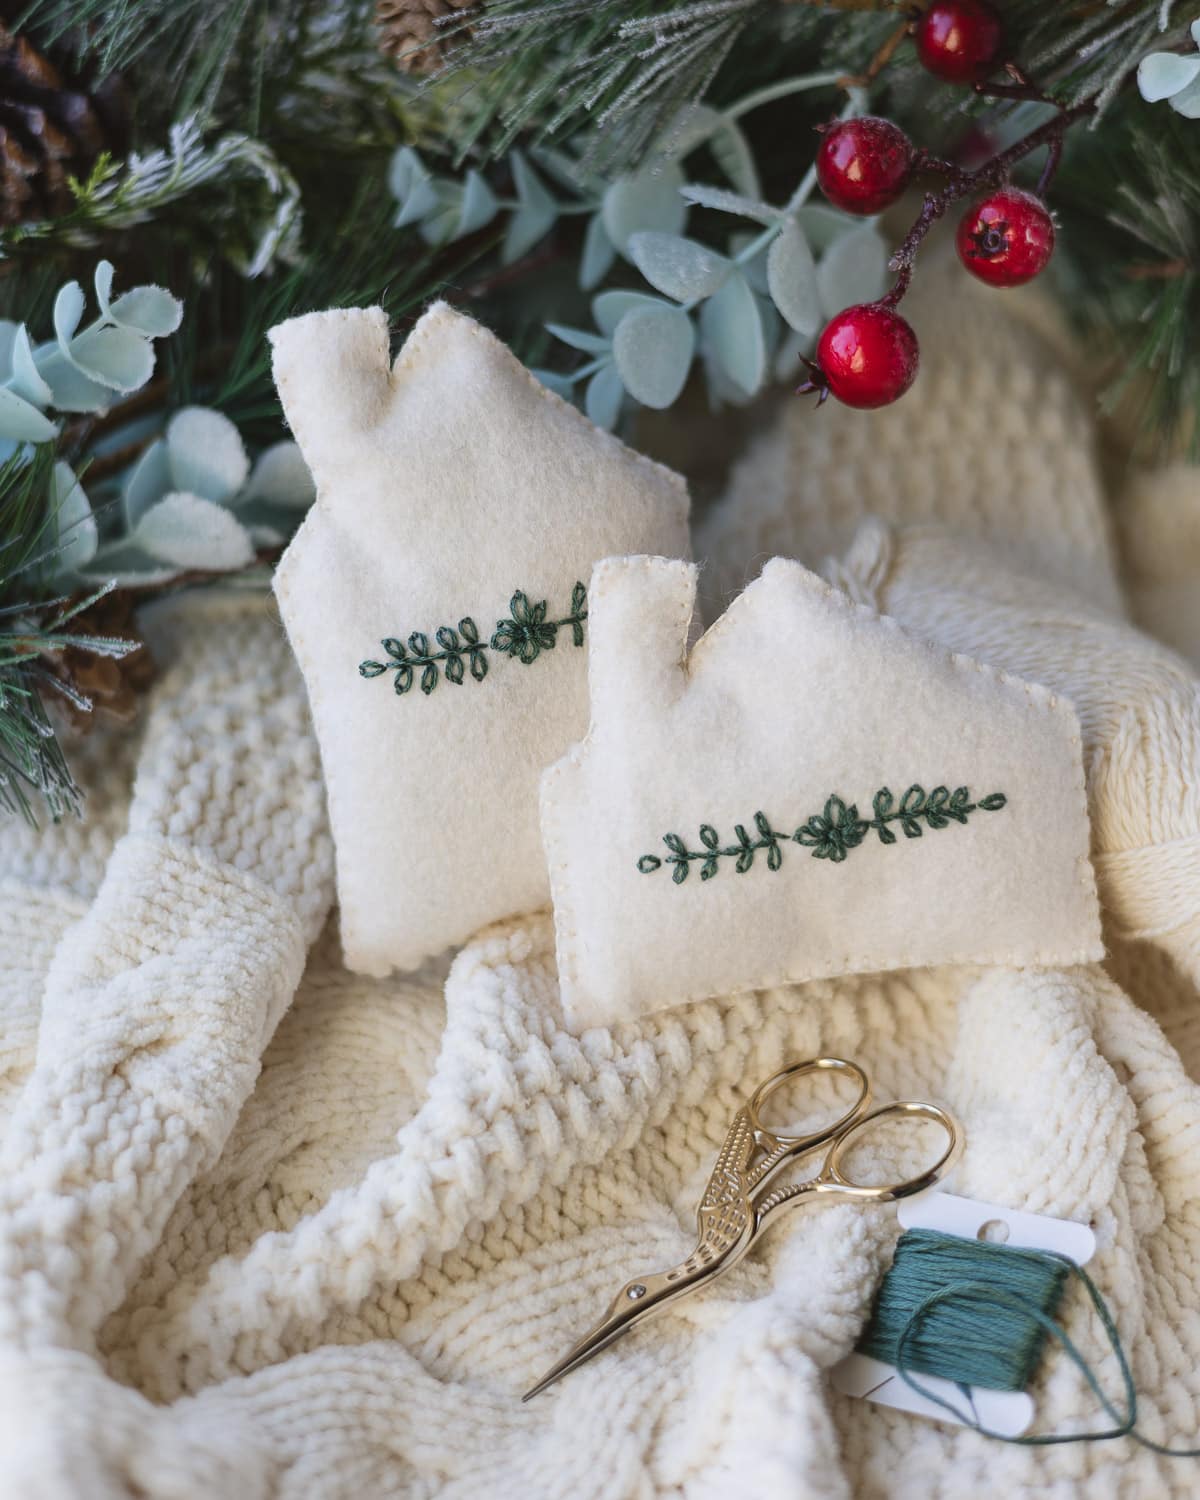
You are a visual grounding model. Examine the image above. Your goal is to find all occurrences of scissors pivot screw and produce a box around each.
[627,1285,647,1300]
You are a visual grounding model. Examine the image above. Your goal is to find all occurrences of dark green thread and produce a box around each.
[636,784,1007,882]
[359,582,587,695]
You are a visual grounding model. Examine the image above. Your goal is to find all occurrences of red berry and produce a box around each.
[955,188,1055,287]
[811,304,919,409]
[915,0,1003,83]
[816,117,915,216]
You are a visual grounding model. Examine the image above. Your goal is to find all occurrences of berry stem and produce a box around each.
[881,95,1094,308]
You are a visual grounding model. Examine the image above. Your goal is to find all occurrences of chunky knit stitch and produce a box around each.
[2,281,1200,1496]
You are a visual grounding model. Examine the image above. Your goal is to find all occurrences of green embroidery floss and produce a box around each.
[855,1227,1200,1456]
[359,582,588,696]
[637,785,1007,882]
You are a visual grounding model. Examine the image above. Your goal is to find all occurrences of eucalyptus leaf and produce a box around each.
[133,492,256,570]
[10,325,52,407]
[627,232,730,302]
[767,217,820,335]
[1137,51,1200,101]
[53,281,86,346]
[93,260,116,317]
[108,285,183,337]
[679,184,778,224]
[796,204,854,254]
[67,323,156,393]
[700,271,764,397]
[531,368,576,400]
[730,234,770,295]
[458,168,499,237]
[580,212,616,290]
[0,321,17,374]
[78,541,178,588]
[502,151,557,264]
[612,304,695,408]
[711,120,760,198]
[0,385,56,442]
[592,290,671,337]
[1171,73,1200,117]
[545,323,611,354]
[585,361,624,430]
[51,462,98,573]
[123,437,171,528]
[32,350,112,413]
[395,173,442,230]
[242,441,314,508]
[166,406,249,502]
[602,160,686,253]
[659,103,724,159]
[817,225,889,315]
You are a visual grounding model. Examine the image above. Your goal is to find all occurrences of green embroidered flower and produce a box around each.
[793,795,866,862]
[491,591,559,665]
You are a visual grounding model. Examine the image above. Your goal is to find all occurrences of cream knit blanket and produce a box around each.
[3,272,1200,1498]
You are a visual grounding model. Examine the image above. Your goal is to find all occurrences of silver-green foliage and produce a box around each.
[389,77,890,429]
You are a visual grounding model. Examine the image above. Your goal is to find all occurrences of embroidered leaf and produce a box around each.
[637,782,1009,881]
[364,584,586,696]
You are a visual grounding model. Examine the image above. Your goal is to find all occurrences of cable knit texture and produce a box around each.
[2,282,1200,1497]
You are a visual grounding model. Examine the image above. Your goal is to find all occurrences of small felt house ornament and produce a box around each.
[540,556,1104,1028]
[271,303,690,974]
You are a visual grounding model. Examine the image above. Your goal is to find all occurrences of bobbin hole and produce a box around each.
[977,1218,1010,1244]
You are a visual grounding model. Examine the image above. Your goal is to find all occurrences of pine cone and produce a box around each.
[40,590,155,735]
[376,0,477,74]
[0,19,128,227]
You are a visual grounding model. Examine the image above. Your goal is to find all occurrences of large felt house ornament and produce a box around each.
[540,556,1104,1028]
[271,303,690,974]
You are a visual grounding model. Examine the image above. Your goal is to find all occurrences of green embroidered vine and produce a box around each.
[637,785,1008,884]
[359,582,587,695]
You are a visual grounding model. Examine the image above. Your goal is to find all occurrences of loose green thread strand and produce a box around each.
[359,582,587,695]
[859,1227,1200,1456]
[636,786,1007,882]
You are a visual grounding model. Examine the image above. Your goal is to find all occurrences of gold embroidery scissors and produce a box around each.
[524,1057,961,1400]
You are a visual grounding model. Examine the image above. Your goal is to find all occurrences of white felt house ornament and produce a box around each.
[271,303,690,974]
[540,556,1104,1028]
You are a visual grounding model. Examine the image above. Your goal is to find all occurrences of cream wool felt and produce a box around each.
[269,299,691,977]
[540,553,1102,1027]
[3,576,1200,1498]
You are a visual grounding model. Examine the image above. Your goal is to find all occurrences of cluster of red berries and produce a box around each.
[803,0,1058,411]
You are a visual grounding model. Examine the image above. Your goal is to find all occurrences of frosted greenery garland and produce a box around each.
[387,76,891,430]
